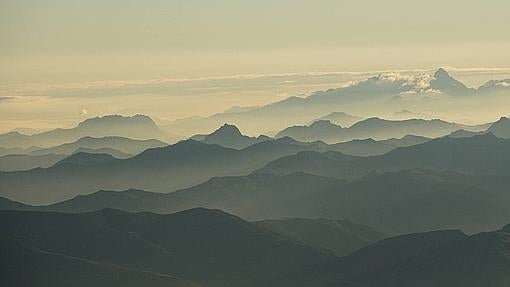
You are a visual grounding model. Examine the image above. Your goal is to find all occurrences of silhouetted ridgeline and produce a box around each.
[1,208,509,287]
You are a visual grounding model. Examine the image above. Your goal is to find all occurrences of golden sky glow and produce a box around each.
[0,0,509,132]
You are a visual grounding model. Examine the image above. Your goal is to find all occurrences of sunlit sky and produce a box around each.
[1,0,509,132]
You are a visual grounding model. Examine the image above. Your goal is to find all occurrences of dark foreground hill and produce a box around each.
[257,218,388,256]
[1,209,509,287]
[0,208,331,287]
[271,226,510,287]
[0,237,200,287]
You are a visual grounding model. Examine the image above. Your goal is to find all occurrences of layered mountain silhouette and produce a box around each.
[0,136,167,171]
[0,127,442,204]
[276,117,486,143]
[0,115,177,148]
[448,116,510,139]
[0,208,332,287]
[5,168,510,234]
[260,133,510,179]
[0,138,331,204]
[192,124,431,156]
[3,132,510,209]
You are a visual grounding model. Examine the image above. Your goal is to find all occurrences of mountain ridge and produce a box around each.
[0,114,178,148]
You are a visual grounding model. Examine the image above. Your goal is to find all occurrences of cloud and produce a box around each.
[0,96,14,102]
[496,81,510,88]
[2,67,510,99]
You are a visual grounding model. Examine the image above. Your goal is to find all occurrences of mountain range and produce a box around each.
[0,127,444,203]
[0,153,67,172]
[260,133,510,180]
[0,208,333,287]
[190,124,270,149]
[271,225,510,287]
[30,136,167,156]
[0,236,201,287]
[0,115,178,148]
[162,69,510,136]
[4,116,504,172]
[488,116,510,139]
[276,117,488,143]
[2,131,509,207]
[1,208,509,287]
[4,167,510,234]
[308,112,364,127]
[1,67,510,286]
[0,137,331,204]
[257,218,387,256]
[190,123,430,156]
[0,136,168,171]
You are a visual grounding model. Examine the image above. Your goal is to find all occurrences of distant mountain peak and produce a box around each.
[310,120,341,128]
[488,116,510,139]
[190,123,269,149]
[434,67,450,78]
[327,111,353,117]
[78,114,156,128]
[430,68,473,95]
[210,123,243,137]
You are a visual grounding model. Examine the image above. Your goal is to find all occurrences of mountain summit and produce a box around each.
[430,68,474,96]
[0,114,176,148]
[208,123,243,138]
[192,124,269,149]
[488,116,510,139]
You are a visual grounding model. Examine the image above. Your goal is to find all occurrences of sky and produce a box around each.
[0,0,509,132]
